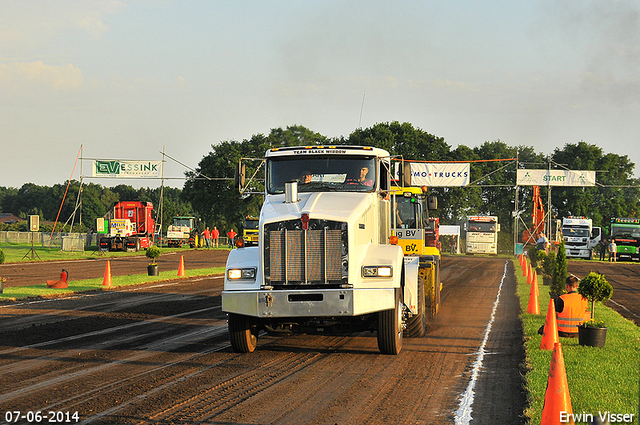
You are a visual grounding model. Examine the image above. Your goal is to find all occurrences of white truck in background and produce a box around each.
[465,216,500,255]
[562,216,601,260]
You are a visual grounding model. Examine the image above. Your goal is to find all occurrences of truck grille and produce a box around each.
[264,219,347,287]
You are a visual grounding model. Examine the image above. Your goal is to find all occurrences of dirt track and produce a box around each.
[567,260,640,325]
[0,249,230,288]
[0,255,529,424]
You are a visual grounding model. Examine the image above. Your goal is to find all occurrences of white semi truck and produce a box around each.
[465,215,500,255]
[562,216,601,260]
[222,145,436,355]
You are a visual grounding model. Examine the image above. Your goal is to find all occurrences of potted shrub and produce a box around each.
[549,241,568,299]
[577,272,613,347]
[146,245,161,276]
[540,251,556,286]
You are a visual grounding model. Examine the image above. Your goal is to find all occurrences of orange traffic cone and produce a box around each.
[102,260,112,287]
[541,299,559,350]
[178,255,186,277]
[541,343,574,425]
[47,269,70,289]
[527,275,540,314]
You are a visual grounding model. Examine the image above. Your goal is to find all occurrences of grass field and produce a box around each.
[516,259,640,424]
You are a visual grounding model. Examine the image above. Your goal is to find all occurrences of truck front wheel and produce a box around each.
[377,290,403,355]
[228,313,258,353]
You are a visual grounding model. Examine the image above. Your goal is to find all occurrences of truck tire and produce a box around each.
[377,289,403,355]
[228,313,258,353]
[404,277,425,338]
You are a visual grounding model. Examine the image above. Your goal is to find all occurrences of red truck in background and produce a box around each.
[425,217,441,252]
[99,201,155,252]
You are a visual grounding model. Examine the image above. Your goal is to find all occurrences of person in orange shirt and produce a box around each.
[538,275,589,337]
[556,275,589,337]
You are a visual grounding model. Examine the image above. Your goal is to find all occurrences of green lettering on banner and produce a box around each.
[96,161,120,175]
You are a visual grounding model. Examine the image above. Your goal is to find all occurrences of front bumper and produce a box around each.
[222,288,396,318]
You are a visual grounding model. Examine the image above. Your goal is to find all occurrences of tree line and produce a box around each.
[181,122,640,250]
[0,182,192,233]
[2,122,639,250]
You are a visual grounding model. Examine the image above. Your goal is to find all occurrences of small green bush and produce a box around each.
[0,247,4,264]
[550,241,567,297]
[578,271,613,320]
[527,245,540,267]
[541,251,556,277]
[145,245,161,263]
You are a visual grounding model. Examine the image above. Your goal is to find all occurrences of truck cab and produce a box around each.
[563,216,601,260]
[242,216,260,246]
[222,146,427,354]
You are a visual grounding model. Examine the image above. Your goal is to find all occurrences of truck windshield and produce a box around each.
[266,156,376,194]
[174,218,193,227]
[467,221,496,233]
[612,226,640,238]
[563,228,589,238]
[244,220,259,230]
[394,196,419,229]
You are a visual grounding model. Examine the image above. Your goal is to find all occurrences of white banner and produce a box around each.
[92,160,161,178]
[516,169,596,187]
[408,163,470,187]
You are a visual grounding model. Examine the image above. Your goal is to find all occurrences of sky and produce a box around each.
[1,0,639,190]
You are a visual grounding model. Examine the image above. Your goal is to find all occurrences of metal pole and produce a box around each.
[514,152,519,256]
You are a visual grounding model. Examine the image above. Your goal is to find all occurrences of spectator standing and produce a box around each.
[212,226,220,247]
[227,228,237,248]
[608,239,617,262]
[536,232,549,252]
[203,227,211,248]
[599,238,607,261]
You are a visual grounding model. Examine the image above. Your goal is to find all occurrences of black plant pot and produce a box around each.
[147,264,159,276]
[578,325,608,348]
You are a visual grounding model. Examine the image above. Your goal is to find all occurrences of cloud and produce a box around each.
[0,0,126,59]
[0,61,83,90]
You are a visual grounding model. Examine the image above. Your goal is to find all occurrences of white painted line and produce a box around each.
[454,260,507,425]
[608,298,640,320]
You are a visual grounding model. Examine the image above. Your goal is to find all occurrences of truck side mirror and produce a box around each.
[427,196,437,211]
[234,161,245,191]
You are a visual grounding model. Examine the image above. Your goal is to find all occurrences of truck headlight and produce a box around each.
[362,266,393,278]
[227,268,256,280]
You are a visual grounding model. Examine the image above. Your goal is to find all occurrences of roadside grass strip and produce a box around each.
[515,260,640,424]
[0,267,225,301]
